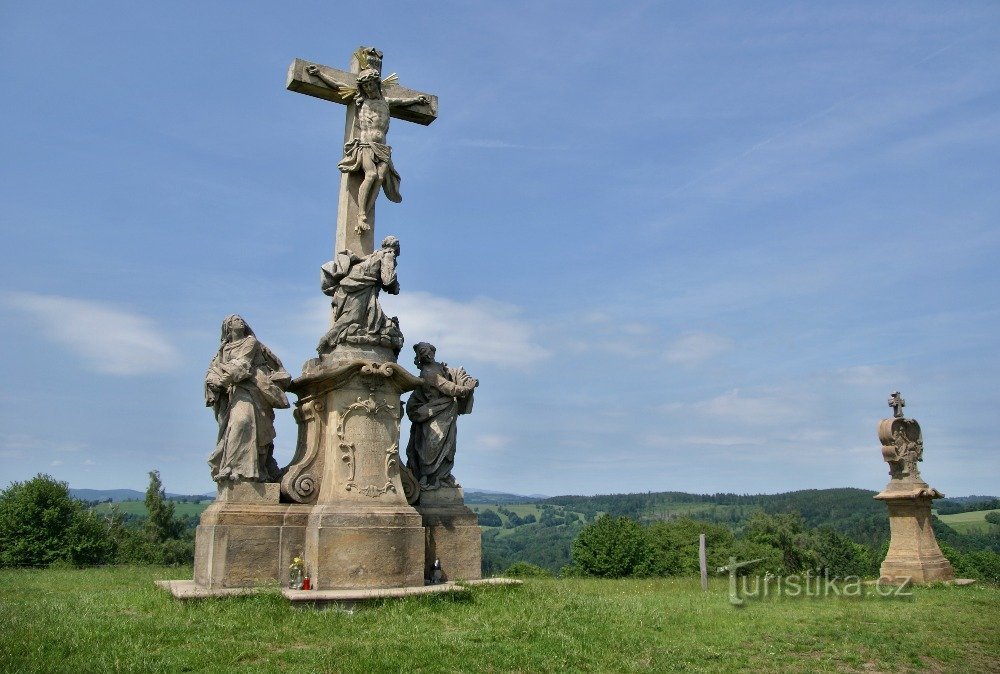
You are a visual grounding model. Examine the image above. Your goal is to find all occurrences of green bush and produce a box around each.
[477,509,502,527]
[643,518,735,576]
[810,526,874,578]
[504,561,552,578]
[742,512,818,574]
[0,474,113,568]
[571,515,652,578]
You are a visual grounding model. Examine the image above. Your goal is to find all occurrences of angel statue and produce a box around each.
[306,48,428,233]
[405,342,479,490]
[205,315,291,483]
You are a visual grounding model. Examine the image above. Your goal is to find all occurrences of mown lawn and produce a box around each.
[0,567,997,672]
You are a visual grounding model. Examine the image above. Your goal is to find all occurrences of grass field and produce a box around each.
[0,567,997,672]
[939,509,1000,535]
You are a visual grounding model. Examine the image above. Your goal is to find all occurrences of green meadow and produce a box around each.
[938,509,1000,535]
[90,500,211,519]
[1,567,997,673]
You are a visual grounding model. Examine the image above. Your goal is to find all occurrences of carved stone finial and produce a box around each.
[888,391,905,418]
[876,395,941,499]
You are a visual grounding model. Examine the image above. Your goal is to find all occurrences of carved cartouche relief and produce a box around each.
[878,417,924,483]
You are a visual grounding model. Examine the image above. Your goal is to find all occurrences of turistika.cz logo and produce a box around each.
[718,557,913,606]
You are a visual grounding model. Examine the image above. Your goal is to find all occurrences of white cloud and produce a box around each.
[1,434,87,453]
[2,292,181,375]
[475,434,511,449]
[835,365,900,388]
[381,291,549,368]
[660,388,797,426]
[663,332,733,365]
[50,460,64,466]
[642,433,766,448]
[301,291,547,368]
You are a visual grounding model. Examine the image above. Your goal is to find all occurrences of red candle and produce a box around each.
[302,576,311,591]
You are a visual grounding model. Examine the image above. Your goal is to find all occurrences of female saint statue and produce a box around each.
[204,315,291,483]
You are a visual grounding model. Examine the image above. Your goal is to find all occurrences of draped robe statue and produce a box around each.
[205,315,291,483]
[405,342,478,490]
[318,235,404,355]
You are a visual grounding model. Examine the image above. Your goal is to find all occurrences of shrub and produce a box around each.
[478,509,502,527]
[643,518,735,576]
[810,526,874,578]
[0,474,113,568]
[571,515,651,578]
[504,561,552,578]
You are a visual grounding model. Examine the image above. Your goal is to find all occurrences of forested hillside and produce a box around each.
[475,488,1000,574]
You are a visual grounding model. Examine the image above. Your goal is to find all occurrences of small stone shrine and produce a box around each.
[191,46,482,591]
[875,392,954,583]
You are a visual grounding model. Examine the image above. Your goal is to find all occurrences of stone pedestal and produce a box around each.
[303,505,425,589]
[416,487,482,582]
[194,490,310,589]
[876,493,954,583]
[282,353,427,589]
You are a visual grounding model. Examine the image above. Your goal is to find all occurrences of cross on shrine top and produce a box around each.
[287,47,438,256]
[888,391,906,418]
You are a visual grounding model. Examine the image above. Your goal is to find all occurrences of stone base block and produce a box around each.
[215,481,281,503]
[303,505,425,590]
[194,502,310,589]
[417,502,482,582]
[877,495,955,584]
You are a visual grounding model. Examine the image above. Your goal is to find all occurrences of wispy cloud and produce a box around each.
[663,332,733,365]
[1,434,88,453]
[660,388,798,426]
[298,291,549,369]
[475,434,512,450]
[2,292,181,375]
[385,292,549,368]
[835,365,901,388]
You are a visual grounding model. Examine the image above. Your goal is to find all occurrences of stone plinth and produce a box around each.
[194,499,310,589]
[416,487,482,582]
[281,354,427,589]
[875,492,954,583]
[303,505,425,589]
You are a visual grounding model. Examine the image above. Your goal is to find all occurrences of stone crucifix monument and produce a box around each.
[191,46,482,592]
[875,392,955,583]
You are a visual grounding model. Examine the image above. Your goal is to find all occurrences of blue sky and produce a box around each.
[2,1,998,498]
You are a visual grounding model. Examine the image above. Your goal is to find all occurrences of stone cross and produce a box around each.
[287,47,438,257]
[888,391,906,418]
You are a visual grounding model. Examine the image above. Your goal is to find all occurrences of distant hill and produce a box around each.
[464,489,545,504]
[69,486,538,504]
[70,488,213,503]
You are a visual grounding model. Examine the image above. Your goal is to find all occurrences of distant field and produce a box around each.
[90,500,211,518]
[939,509,1000,534]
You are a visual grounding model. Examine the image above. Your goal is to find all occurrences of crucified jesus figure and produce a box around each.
[306,65,428,233]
